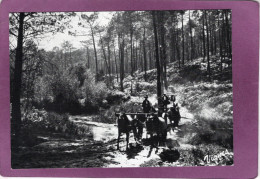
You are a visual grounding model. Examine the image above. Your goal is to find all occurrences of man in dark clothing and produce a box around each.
[142,95,151,113]
[171,95,176,103]
[170,95,177,109]
[157,96,164,117]
[169,103,181,127]
[162,94,170,112]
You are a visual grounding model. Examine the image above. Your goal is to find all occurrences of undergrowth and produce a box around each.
[173,81,233,149]
[18,109,91,147]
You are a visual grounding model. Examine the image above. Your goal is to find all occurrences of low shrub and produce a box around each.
[178,149,198,166]
[106,90,129,104]
[171,80,233,150]
[140,158,161,167]
[33,68,123,114]
[189,116,233,149]
[19,109,91,147]
[179,64,205,82]
[194,144,233,165]
[178,144,233,166]
[33,71,83,114]
[137,82,156,94]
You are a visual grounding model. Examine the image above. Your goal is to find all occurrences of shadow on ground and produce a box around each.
[11,138,119,169]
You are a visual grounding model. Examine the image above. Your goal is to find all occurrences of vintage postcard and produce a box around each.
[9,9,233,168]
[0,0,258,178]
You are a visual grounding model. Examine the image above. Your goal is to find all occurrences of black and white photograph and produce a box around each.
[10,10,233,168]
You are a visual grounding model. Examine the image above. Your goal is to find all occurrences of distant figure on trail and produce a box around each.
[157,96,164,117]
[142,95,151,113]
[169,103,181,127]
[162,94,170,112]
[170,95,177,108]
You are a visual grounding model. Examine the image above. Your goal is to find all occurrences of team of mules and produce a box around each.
[115,106,181,150]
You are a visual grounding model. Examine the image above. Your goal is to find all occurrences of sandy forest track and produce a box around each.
[12,107,196,168]
[66,105,196,168]
[12,93,198,168]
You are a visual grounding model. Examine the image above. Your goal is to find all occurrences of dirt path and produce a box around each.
[65,104,197,168]
[12,94,197,168]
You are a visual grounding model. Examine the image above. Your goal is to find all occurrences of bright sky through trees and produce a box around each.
[9,11,191,51]
[38,12,114,51]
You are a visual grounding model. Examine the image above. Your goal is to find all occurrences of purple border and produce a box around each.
[0,0,258,178]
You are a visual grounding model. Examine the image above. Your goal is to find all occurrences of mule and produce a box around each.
[146,113,167,147]
[116,113,138,150]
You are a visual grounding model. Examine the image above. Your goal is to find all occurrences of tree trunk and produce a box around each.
[143,27,147,81]
[202,12,206,62]
[210,28,214,55]
[225,10,232,58]
[135,39,138,72]
[181,13,185,66]
[11,12,25,149]
[148,42,153,70]
[222,12,227,57]
[205,11,211,78]
[113,42,119,82]
[99,33,110,75]
[125,49,128,74]
[170,24,175,63]
[152,11,162,100]
[214,30,217,55]
[107,42,112,86]
[107,42,111,75]
[189,10,193,61]
[218,12,223,72]
[159,12,167,90]
[139,40,143,71]
[157,14,164,93]
[87,47,90,68]
[130,30,134,76]
[90,26,98,82]
[132,43,135,72]
[176,29,181,68]
[119,34,125,92]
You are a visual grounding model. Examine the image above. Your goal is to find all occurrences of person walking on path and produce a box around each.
[142,95,151,113]
[162,94,170,112]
